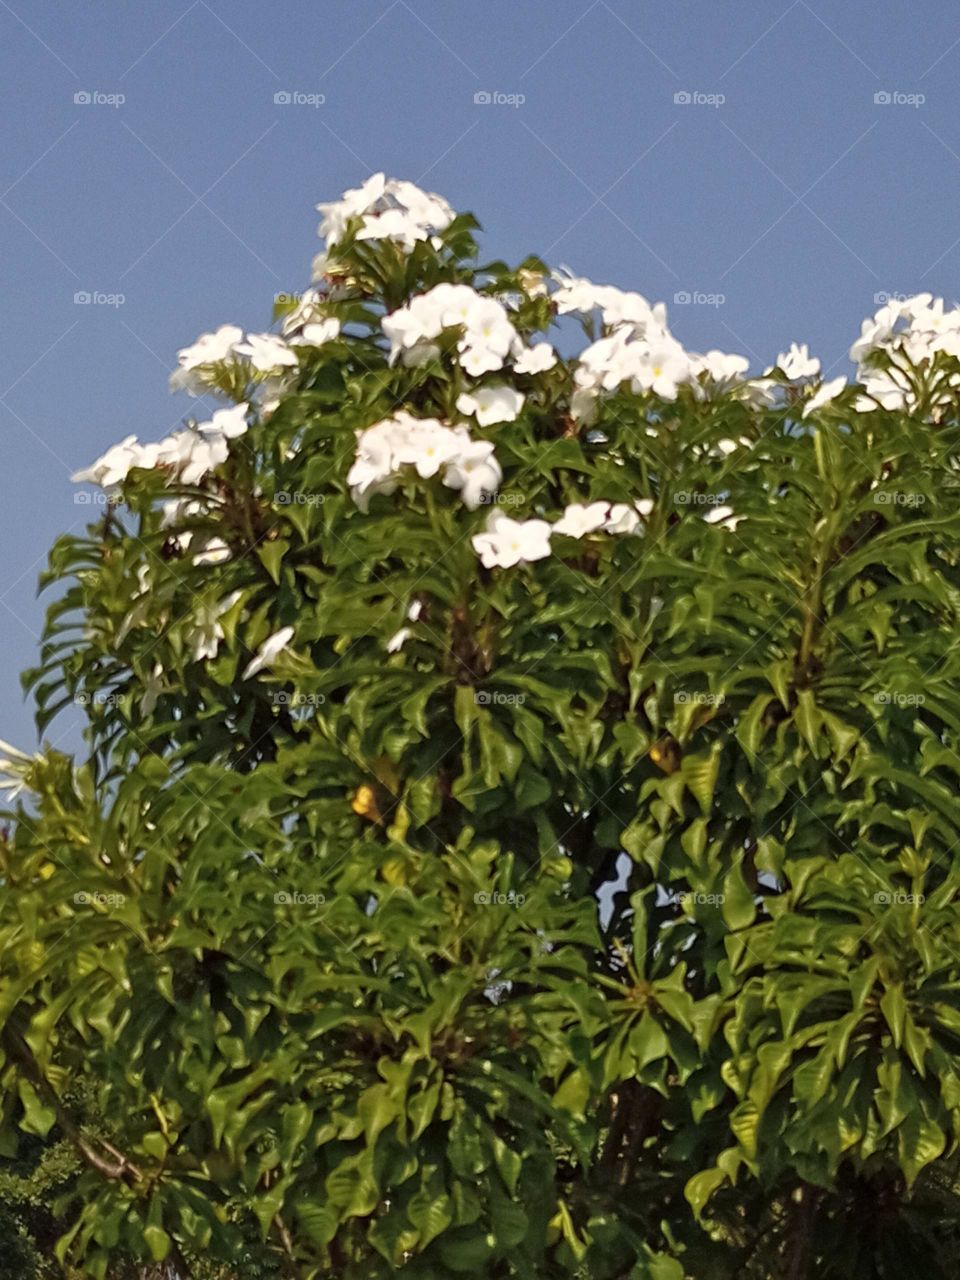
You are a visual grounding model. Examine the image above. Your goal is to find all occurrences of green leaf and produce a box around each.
[257,537,290,584]
[408,1188,453,1249]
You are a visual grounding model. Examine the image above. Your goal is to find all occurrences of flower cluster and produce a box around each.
[280,289,342,346]
[558,275,750,417]
[169,323,324,398]
[347,412,501,510]
[469,494,738,569]
[850,293,960,414]
[316,172,454,250]
[72,403,249,492]
[70,175,960,704]
[382,282,556,378]
[170,314,343,399]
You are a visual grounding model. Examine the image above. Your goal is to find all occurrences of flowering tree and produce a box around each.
[3,174,960,1279]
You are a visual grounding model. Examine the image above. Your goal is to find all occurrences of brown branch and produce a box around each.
[1,1020,143,1185]
[273,1213,301,1278]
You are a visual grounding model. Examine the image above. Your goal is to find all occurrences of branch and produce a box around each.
[1,1020,143,1185]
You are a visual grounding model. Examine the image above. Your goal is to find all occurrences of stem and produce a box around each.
[272,1214,303,1279]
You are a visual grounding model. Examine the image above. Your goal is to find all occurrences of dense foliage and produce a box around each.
[4,174,960,1277]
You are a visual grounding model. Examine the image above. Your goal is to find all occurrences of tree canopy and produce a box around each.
[4,174,960,1278]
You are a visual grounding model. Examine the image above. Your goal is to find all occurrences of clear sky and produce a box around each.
[1,0,958,751]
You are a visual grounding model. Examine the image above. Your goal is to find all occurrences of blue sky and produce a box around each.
[1,0,958,750]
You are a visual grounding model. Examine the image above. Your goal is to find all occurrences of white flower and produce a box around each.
[355,208,426,250]
[348,414,432,501]
[200,402,249,441]
[553,272,610,317]
[631,336,696,401]
[570,386,599,423]
[400,341,441,368]
[318,174,454,249]
[442,434,502,509]
[386,627,411,653]
[603,504,640,535]
[347,413,503,510]
[382,284,475,356]
[296,318,341,346]
[552,272,664,334]
[553,501,610,538]
[575,328,637,393]
[233,333,299,373]
[574,322,698,404]
[459,299,518,376]
[187,592,241,663]
[741,378,781,409]
[456,385,525,426]
[383,284,521,376]
[174,324,243,372]
[72,435,155,488]
[514,342,557,374]
[346,422,400,508]
[693,350,750,387]
[193,537,231,566]
[384,595,425,651]
[855,365,912,412]
[156,430,228,486]
[316,173,387,242]
[703,504,741,530]
[392,419,463,479]
[458,340,510,378]
[802,375,847,418]
[774,342,820,380]
[242,626,295,679]
[161,497,208,528]
[848,294,940,363]
[604,500,653,534]
[282,289,342,347]
[472,512,552,569]
[0,737,36,800]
